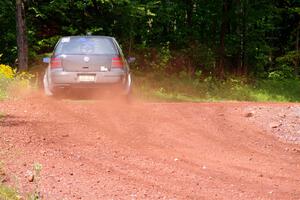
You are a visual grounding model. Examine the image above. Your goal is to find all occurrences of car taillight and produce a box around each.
[112,57,123,68]
[50,57,62,69]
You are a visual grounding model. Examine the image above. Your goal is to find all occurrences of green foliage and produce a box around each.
[254,79,300,102]
[0,64,15,99]
[0,162,20,200]
[0,0,299,80]
[268,65,294,80]
[0,161,20,200]
[267,50,300,80]
[0,1,17,65]
[27,163,42,200]
[180,43,216,72]
[33,163,42,180]
[0,64,34,100]
[0,185,20,200]
[276,51,300,70]
[33,36,61,54]
[151,43,172,71]
[0,112,5,119]
[133,71,300,102]
[0,64,15,79]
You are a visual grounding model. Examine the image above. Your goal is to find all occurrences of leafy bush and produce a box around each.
[33,36,61,54]
[0,64,15,99]
[0,64,34,99]
[155,43,171,71]
[0,184,20,200]
[133,70,300,102]
[0,64,15,79]
[268,66,294,80]
[269,50,300,80]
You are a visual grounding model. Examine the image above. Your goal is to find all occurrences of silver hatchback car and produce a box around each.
[43,36,132,97]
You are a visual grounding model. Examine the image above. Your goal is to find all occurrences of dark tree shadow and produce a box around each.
[0,114,28,127]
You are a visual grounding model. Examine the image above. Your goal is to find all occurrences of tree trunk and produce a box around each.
[184,0,194,43]
[91,0,101,15]
[237,0,246,75]
[235,0,242,75]
[241,2,247,75]
[16,0,28,71]
[295,23,299,76]
[185,0,193,27]
[216,0,229,79]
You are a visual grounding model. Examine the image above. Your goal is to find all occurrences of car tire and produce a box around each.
[123,74,132,103]
[43,73,53,96]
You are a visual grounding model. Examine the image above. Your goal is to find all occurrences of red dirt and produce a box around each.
[0,92,300,200]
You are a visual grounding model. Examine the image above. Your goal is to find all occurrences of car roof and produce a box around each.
[61,36,115,40]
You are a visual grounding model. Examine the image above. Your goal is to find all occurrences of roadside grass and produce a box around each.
[133,71,300,102]
[0,64,35,101]
[0,161,42,200]
[3,59,300,102]
[0,185,20,200]
[0,90,6,100]
[0,63,40,199]
[0,162,20,200]
[0,112,5,119]
[0,77,10,100]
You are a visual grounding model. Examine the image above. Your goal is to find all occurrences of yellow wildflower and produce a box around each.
[0,64,15,79]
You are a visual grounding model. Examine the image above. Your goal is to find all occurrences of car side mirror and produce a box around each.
[43,57,50,63]
[127,57,136,64]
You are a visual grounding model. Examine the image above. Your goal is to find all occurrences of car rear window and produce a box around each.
[55,37,118,55]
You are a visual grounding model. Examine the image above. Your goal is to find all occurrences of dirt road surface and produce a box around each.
[0,92,300,200]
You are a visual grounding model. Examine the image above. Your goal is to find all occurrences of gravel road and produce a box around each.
[0,92,300,200]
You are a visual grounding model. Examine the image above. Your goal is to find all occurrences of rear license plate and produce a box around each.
[100,66,108,72]
[78,75,95,82]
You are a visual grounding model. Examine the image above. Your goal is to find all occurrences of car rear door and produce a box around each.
[54,37,119,72]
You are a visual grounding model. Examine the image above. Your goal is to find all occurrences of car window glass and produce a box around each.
[55,37,117,55]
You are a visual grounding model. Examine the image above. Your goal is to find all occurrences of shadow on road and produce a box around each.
[0,114,28,127]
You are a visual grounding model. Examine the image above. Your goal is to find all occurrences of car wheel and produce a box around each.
[123,74,132,103]
[43,73,53,96]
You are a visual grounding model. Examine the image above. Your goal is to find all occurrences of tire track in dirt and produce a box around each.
[0,93,300,199]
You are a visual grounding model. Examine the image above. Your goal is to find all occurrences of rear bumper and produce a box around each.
[49,69,131,94]
[51,69,126,84]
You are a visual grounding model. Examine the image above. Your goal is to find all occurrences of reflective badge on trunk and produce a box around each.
[84,56,90,63]
[100,66,108,72]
